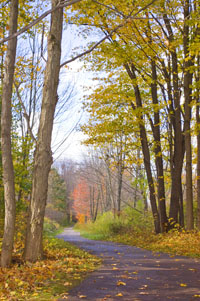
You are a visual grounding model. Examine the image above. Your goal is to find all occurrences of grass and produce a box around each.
[76,210,200,259]
[0,214,101,300]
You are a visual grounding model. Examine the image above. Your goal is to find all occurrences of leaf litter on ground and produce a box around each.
[0,214,101,300]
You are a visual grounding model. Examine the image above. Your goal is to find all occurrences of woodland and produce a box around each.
[1,0,200,299]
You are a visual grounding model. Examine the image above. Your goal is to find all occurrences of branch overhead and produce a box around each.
[60,0,158,67]
[0,0,83,44]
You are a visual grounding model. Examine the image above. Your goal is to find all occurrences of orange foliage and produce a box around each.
[76,213,86,224]
[72,179,90,221]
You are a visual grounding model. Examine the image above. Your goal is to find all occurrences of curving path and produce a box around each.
[57,228,200,300]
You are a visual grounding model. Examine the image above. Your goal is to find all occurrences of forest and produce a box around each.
[1,0,200,299]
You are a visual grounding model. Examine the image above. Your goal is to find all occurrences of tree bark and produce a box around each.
[23,0,63,262]
[196,54,200,230]
[150,60,168,232]
[163,13,185,225]
[183,0,194,230]
[144,17,168,231]
[1,0,18,268]
[116,136,124,215]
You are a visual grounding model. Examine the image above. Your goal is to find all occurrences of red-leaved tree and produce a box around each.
[72,179,90,223]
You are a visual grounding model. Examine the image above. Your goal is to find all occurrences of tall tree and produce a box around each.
[183,0,194,230]
[196,54,200,230]
[126,64,160,233]
[24,0,63,262]
[1,0,19,268]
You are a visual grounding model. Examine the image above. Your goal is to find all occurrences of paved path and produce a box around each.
[57,228,200,300]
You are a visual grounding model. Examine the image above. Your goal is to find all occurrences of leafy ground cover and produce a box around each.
[0,214,100,300]
[76,210,200,258]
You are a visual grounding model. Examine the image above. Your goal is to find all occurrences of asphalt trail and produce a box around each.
[57,228,200,301]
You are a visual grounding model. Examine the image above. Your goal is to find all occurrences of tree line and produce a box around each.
[75,0,200,233]
[49,155,145,226]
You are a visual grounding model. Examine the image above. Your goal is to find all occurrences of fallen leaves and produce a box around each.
[116,292,123,297]
[180,283,187,287]
[104,224,200,259]
[0,215,101,300]
[117,281,126,286]
[64,282,72,286]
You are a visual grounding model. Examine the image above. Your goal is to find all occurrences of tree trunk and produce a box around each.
[169,57,184,225]
[105,157,116,215]
[125,63,160,233]
[183,0,194,230]
[116,138,124,215]
[1,0,18,268]
[163,13,184,225]
[117,160,123,214]
[196,55,200,230]
[179,179,184,228]
[23,0,63,262]
[150,60,168,232]
[197,103,200,229]
[145,17,168,231]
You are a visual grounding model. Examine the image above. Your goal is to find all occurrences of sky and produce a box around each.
[51,58,89,162]
[15,9,102,164]
[51,24,101,162]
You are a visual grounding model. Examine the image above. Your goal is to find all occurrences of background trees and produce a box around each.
[45,168,67,223]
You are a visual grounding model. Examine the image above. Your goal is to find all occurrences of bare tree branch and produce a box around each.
[53,117,82,162]
[14,82,36,142]
[60,32,112,67]
[41,23,47,63]
[92,0,125,17]
[0,0,83,44]
[0,0,11,9]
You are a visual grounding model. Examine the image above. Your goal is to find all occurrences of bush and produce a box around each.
[108,220,125,234]
[76,205,154,240]
[43,217,60,236]
[124,205,154,232]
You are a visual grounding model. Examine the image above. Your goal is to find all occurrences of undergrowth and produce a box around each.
[76,208,200,258]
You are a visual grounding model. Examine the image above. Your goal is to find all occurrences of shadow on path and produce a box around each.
[57,227,200,301]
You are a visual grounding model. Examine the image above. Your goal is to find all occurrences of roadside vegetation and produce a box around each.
[75,208,200,259]
[0,214,100,301]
